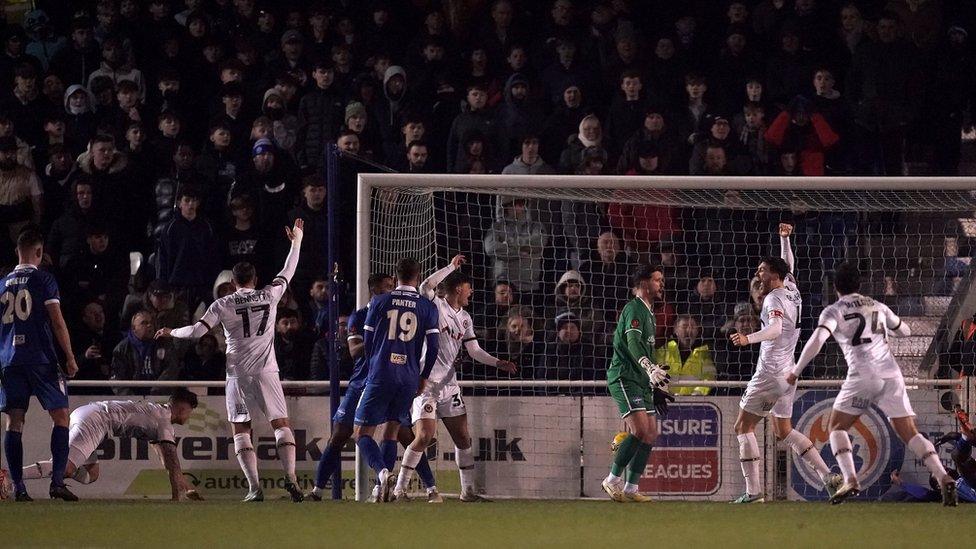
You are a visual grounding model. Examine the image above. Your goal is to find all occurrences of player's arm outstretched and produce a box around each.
[419,254,466,300]
[779,222,796,278]
[156,441,202,501]
[275,218,304,285]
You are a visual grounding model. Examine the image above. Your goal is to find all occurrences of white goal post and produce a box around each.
[354,174,976,501]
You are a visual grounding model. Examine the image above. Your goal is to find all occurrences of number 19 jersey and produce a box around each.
[817,293,901,379]
[363,286,439,387]
[199,278,287,378]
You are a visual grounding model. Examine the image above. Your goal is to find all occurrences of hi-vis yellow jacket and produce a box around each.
[655,340,717,396]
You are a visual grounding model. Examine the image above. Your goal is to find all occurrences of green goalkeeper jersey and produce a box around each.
[608,297,656,386]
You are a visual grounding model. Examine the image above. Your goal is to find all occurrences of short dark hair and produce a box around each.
[834,262,861,295]
[407,140,428,151]
[277,308,300,322]
[90,133,115,147]
[620,69,642,82]
[232,262,256,285]
[367,273,393,293]
[177,185,201,201]
[116,79,139,93]
[442,270,470,293]
[630,264,662,289]
[16,227,44,251]
[170,388,199,408]
[760,256,790,280]
[396,258,421,283]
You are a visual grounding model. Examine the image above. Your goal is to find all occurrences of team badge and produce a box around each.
[424,404,434,413]
[631,319,640,329]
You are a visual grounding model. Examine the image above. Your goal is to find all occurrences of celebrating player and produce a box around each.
[353,257,439,503]
[392,255,517,502]
[729,224,840,503]
[0,228,78,501]
[602,265,670,503]
[157,219,306,503]
[18,389,203,501]
[787,262,958,506]
[308,273,439,502]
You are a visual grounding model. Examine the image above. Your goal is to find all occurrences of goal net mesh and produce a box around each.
[363,177,976,501]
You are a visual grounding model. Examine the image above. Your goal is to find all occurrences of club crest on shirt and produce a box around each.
[631,319,640,329]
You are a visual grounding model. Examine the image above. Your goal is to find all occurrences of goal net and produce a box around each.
[356,174,976,501]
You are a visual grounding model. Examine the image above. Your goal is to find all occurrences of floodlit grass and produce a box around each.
[0,498,963,548]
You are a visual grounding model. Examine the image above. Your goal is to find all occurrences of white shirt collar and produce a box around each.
[395,285,418,293]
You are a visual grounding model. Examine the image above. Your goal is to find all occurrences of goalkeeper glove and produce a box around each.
[639,357,670,387]
[653,387,676,417]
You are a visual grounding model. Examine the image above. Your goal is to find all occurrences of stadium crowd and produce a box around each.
[0,0,972,393]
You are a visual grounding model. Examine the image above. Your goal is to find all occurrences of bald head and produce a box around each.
[597,232,619,263]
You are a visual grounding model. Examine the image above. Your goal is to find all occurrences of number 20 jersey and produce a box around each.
[0,264,60,368]
[817,293,901,379]
[199,278,287,378]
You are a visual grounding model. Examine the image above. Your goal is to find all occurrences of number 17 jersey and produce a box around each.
[199,277,287,378]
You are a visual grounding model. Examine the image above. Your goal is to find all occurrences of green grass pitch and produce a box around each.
[0,499,964,548]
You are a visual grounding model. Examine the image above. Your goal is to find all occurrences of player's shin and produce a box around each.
[4,431,25,491]
[274,428,297,483]
[829,430,857,483]
[737,433,762,496]
[313,444,342,493]
[456,445,475,495]
[395,447,423,495]
[784,429,831,482]
[233,433,261,492]
[22,460,50,480]
[355,435,386,475]
[624,442,652,493]
[415,450,436,491]
[608,434,639,481]
[381,439,398,472]
[907,433,950,483]
[50,425,69,487]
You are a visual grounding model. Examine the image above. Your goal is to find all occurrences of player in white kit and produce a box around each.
[18,389,202,501]
[787,262,958,506]
[157,219,305,503]
[392,255,517,502]
[729,224,839,503]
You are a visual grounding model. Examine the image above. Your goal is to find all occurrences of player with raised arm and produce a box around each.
[729,224,840,503]
[787,262,958,506]
[156,219,306,503]
[602,265,671,503]
[0,228,78,501]
[19,389,204,501]
[392,255,517,502]
[354,257,439,503]
[307,273,439,502]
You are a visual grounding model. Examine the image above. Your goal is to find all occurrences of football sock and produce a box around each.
[737,433,761,496]
[625,442,652,486]
[50,425,69,488]
[623,482,639,494]
[784,429,831,482]
[908,433,949,484]
[72,466,92,484]
[274,428,297,483]
[610,434,639,478]
[314,443,342,490]
[22,460,50,480]
[4,431,24,491]
[381,439,398,472]
[456,445,475,494]
[416,449,436,490]
[233,433,261,492]
[604,472,623,485]
[355,435,386,475]
[829,430,857,484]
[395,447,422,494]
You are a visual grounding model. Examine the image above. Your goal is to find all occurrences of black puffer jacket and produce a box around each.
[297,87,344,169]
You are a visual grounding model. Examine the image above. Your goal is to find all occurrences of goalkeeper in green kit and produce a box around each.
[603,265,673,503]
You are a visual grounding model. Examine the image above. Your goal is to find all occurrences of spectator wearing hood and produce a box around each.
[446,83,500,172]
[63,84,98,148]
[495,72,543,159]
[110,310,182,396]
[483,197,548,293]
[502,133,554,175]
[655,315,716,396]
[541,82,586,166]
[297,60,343,169]
[374,65,414,151]
[559,114,605,174]
[544,269,600,340]
[764,95,838,176]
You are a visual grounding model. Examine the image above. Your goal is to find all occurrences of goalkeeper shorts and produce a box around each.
[608,379,655,418]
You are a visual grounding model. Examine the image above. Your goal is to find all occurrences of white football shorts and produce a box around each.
[226,371,289,423]
[411,381,467,423]
[833,375,915,419]
[740,372,797,419]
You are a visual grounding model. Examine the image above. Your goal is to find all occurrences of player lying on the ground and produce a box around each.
[602,265,670,503]
[157,219,306,503]
[730,224,841,503]
[353,258,439,503]
[788,262,957,506]
[393,255,517,502]
[307,273,440,503]
[13,389,202,501]
[1,228,79,502]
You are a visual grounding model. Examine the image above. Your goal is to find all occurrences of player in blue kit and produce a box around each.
[0,228,78,501]
[354,258,439,503]
[307,272,439,502]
